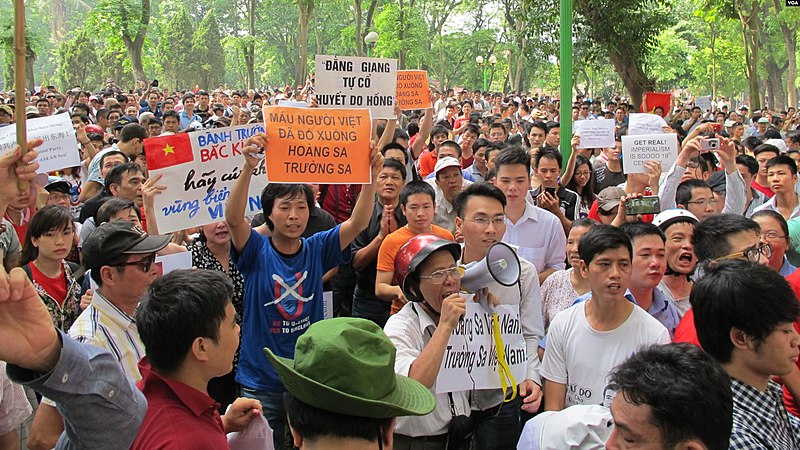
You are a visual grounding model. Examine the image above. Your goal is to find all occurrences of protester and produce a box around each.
[541,226,670,411]
[493,146,566,283]
[266,317,436,449]
[384,234,490,448]
[225,132,382,448]
[692,260,800,448]
[752,210,796,276]
[753,155,800,219]
[652,209,698,317]
[540,218,597,330]
[453,183,545,447]
[131,270,262,448]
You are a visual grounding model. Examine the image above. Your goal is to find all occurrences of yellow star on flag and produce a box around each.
[162,144,175,156]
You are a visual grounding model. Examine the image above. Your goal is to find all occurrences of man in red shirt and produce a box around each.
[131,269,262,449]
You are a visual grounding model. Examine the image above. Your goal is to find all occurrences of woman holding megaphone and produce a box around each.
[385,234,497,450]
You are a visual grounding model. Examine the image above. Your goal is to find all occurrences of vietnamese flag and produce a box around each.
[145,133,194,171]
[641,92,671,118]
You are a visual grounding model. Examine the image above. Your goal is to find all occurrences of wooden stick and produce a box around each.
[13,0,28,192]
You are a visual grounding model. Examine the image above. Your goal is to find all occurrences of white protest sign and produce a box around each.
[0,113,81,173]
[277,100,309,108]
[314,55,397,118]
[155,251,193,275]
[695,95,712,112]
[435,301,527,394]
[144,124,268,235]
[628,113,668,136]
[622,133,679,174]
[572,118,615,149]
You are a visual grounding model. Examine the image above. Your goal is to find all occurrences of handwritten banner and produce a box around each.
[435,301,527,394]
[314,55,398,118]
[0,113,81,173]
[572,118,615,149]
[263,106,372,184]
[144,124,268,235]
[628,113,668,136]
[396,70,431,110]
[622,133,679,174]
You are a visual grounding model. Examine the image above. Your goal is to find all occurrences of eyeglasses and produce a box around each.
[47,193,69,202]
[685,198,717,207]
[763,231,788,241]
[466,216,506,228]
[112,253,156,272]
[419,267,462,285]
[717,243,771,262]
[574,171,591,177]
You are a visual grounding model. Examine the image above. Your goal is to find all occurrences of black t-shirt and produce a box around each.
[594,165,626,194]
[531,186,580,221]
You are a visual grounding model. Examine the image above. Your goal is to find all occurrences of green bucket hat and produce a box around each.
[263,317,435,418]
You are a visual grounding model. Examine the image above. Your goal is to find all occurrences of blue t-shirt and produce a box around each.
[232,226,350,391]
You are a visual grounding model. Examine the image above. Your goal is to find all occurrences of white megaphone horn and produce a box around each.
[460,242,521,292]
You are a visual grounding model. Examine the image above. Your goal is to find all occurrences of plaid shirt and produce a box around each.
[730,378,800,449]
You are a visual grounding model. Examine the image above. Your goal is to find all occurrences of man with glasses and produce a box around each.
[453,182,545,448]
[674,214,769,346]
[31,220,169,447]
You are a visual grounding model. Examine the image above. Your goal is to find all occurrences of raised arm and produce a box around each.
[410,104,434,160]
[338,144,383,250]
[225,133,268,253]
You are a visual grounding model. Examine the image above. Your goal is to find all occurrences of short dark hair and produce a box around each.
[136,269,233,374]
[162,110,180,121]
[284,393,392,444]
[260,184,314,231]
[119,123,147,143]
[534,148,562,169]
[20,206,74,265]
[97,197,140,225]
[744,136,763,152]
[489,122,507,134]
[473,138,490,154]
[105,162,143,193]
[493,146,531,176]
[381,143,408,164]
[545,121,560,133]
[380,158,407,181]
[608,343,732,450]
[463,123,480,136]
[692,260,799,363]
[735,154,758,175]
[453,182,507,218]
[753,143,780,158]
[100,150,128,169]
[676,179,710,207]
[70,113,89,124]
[578,225,632,265]
[430,125,449,139]
[399,180,435,207]
[765,155,798,175]
[788,130,800,145]
[483,141,507,164]
[619,222,666,244]
[438,140,462,157]
[692,214,760,261]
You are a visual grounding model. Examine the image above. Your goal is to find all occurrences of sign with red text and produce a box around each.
[144,123,268,234]
[314,55,397,118]
[263,106,372,184]
[396,70,431,110]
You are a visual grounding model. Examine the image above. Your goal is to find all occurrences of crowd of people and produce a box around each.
[0,80,800,450]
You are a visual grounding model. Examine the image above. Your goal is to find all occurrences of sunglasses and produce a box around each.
[112,253,156,272]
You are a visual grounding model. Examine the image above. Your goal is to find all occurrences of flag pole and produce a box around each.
[13,0,29,191]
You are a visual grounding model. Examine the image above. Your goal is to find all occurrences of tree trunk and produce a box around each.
[738,5,761,110]
[245,0,257,89]
[295,0,314,87]
[607,49,650,111]
[758,11,786,111]
[25,51,35,92]
[52,0,67,43]
[128,44,145,83]
[119,0,150,85]
[772,0,797,109]
[710,28,717,99]
[354,0,364,57]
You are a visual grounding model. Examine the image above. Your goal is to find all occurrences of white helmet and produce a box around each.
[652,209,699,231]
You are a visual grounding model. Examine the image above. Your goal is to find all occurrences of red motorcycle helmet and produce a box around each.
[394,234,461,302]
[85,124,104,135]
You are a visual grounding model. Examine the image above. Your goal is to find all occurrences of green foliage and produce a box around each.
[155,5,194,91]
[191,11,225,89]
[55,27,102,88]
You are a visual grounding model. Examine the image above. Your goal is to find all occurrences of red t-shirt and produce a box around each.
[418,150,438,179]
[29,262,67,307]
[783,270,800,416]
[131,359,227,449]
[752,180,775,199]
[673,308,701,347]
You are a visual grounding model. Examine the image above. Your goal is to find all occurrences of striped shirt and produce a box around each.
[68,290,144,382]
